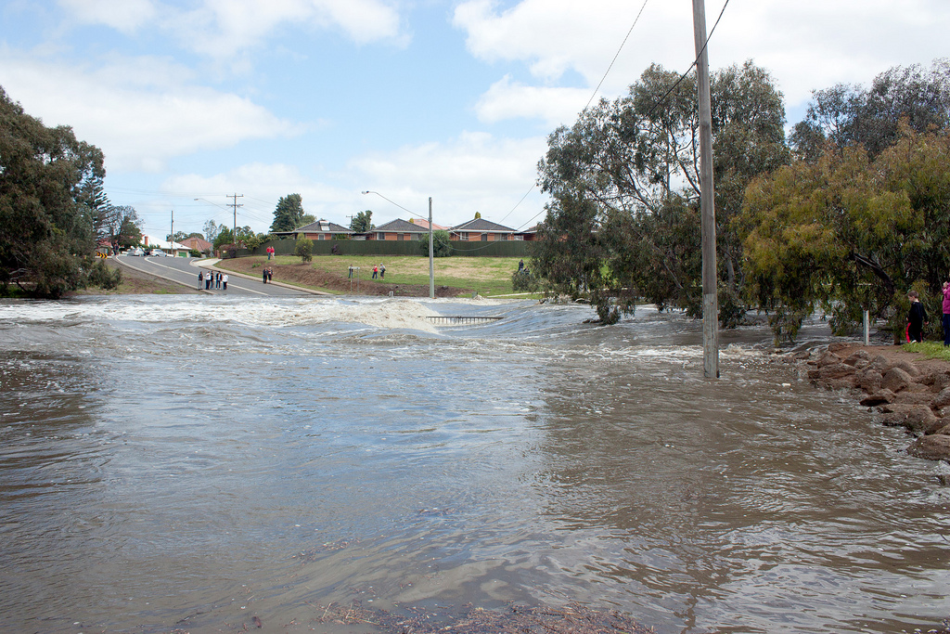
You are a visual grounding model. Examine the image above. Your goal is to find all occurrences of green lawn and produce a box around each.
[903,341,950,361]
[275,254,528,297]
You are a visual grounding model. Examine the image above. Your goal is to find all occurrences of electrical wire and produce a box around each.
[584,0,651,112]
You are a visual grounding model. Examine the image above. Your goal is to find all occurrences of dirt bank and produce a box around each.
[774,342,950,463]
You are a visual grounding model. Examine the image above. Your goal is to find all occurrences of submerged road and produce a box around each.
[113,255,323,297]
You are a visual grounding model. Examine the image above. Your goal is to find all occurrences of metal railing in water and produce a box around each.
[426,315,503,325]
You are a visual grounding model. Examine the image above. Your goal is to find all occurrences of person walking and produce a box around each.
[907,290,927,343]
[222,274,228,291]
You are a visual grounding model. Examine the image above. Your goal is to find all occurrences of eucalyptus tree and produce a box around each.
[791,59,950,161]
[534,61,787,324]
[0,86,119,297]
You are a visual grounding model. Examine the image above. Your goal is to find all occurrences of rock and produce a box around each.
[881,367,913,393]
[893,390,938,405]
[855,368,884,393]
[907,435,950,461]
[932,387,950,410]
[888,360,921,377]
[860,391,894,406]
[819,363,856,380]
[869,355,891,371]
[827,342,849,353]
[931,423,950,436]
[824,377,859,390]
[933,373,950,392]
[843,350,871,366]
[816,352,843,368]
[880,405,940,434]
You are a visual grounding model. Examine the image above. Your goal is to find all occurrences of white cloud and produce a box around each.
[57,0,157,33]
[455,0,950,111]
[475,75,588,127]
[56,0,406,58]
[349,131,549,229]
[0,52,303,172]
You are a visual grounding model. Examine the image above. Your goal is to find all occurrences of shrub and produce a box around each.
[295,236,313,262]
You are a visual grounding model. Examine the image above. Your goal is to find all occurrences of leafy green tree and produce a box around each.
[299,214,316,227]
[738,125,950,343]
[792,59,950,160]
[349,210,374,233]
[203,219,219,242]
[419,229,451,257]
[295,235,313,262]
[116,209,143,248]
[0,86,111,297]
[535,61,787,324]
[270,194,305,232]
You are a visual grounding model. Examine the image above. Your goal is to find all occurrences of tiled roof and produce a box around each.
[451,218,516,233]
[296,219,352,233]
[374,218,430,233]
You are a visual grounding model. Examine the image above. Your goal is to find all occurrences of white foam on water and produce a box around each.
[0,297,443,334]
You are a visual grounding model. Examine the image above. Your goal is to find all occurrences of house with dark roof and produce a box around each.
[450,218,517,242]
[368,218,431,241]
[279,219,353,241]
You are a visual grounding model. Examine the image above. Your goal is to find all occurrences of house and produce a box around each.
[368,218,431,241]
[513,225,538,241]
[450,218,517,242]
[142,237,190,256]
[409,218,449,232]
[279,219,353,241]
[179,236,213,253]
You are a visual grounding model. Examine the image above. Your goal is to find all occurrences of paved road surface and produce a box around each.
[114,255,322,297]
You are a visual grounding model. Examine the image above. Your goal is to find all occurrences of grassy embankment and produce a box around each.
[222,255,532,297]
[903,341,950,362]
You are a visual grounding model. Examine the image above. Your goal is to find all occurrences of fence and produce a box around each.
[231,237,531,259]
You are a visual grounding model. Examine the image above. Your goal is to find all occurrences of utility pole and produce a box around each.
[693,0,719,379]
[429,197,434,299]
[228,194,243,244]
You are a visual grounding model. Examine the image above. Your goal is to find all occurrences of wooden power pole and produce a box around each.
[693,0,719,378]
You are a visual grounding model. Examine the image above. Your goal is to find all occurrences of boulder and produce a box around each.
[855,368,884,393]
[816,351,843,368]
[888,360,921,377]
[869,355,891,371]
[860,391,894,407]
[932,387,950,410]
[843,350,871,366]
[880,405,940,434]
[881,367,913,393]
[907,435,950,461]
[827,342,849,353]
[819,363,856,380]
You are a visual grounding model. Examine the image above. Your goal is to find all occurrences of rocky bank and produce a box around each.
[775,342,950,463]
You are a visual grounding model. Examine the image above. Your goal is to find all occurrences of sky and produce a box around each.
[1,0,948,242]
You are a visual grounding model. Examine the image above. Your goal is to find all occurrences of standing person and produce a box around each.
[205,271,211,290]
[198,271,203,289]
[380,263,386,279]
[262,268,268,284]
[942,282,950,347]
[518,259,524,272]
[267,267,273,283]
[907,290,927,343]
[216,272,222,289]
[222,274,228,291]
[372,265,378,279]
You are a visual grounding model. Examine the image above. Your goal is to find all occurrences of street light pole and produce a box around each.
[428,197,434,299]
[361,190,435,299]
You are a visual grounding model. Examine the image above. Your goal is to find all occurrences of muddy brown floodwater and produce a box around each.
[0,295,947,633]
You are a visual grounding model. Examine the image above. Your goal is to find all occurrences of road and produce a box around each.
[113,255,323,297]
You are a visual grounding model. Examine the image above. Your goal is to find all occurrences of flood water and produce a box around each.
[0,295,947,634]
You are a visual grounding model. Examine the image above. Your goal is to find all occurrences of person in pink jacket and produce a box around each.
[942,282,950,346]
